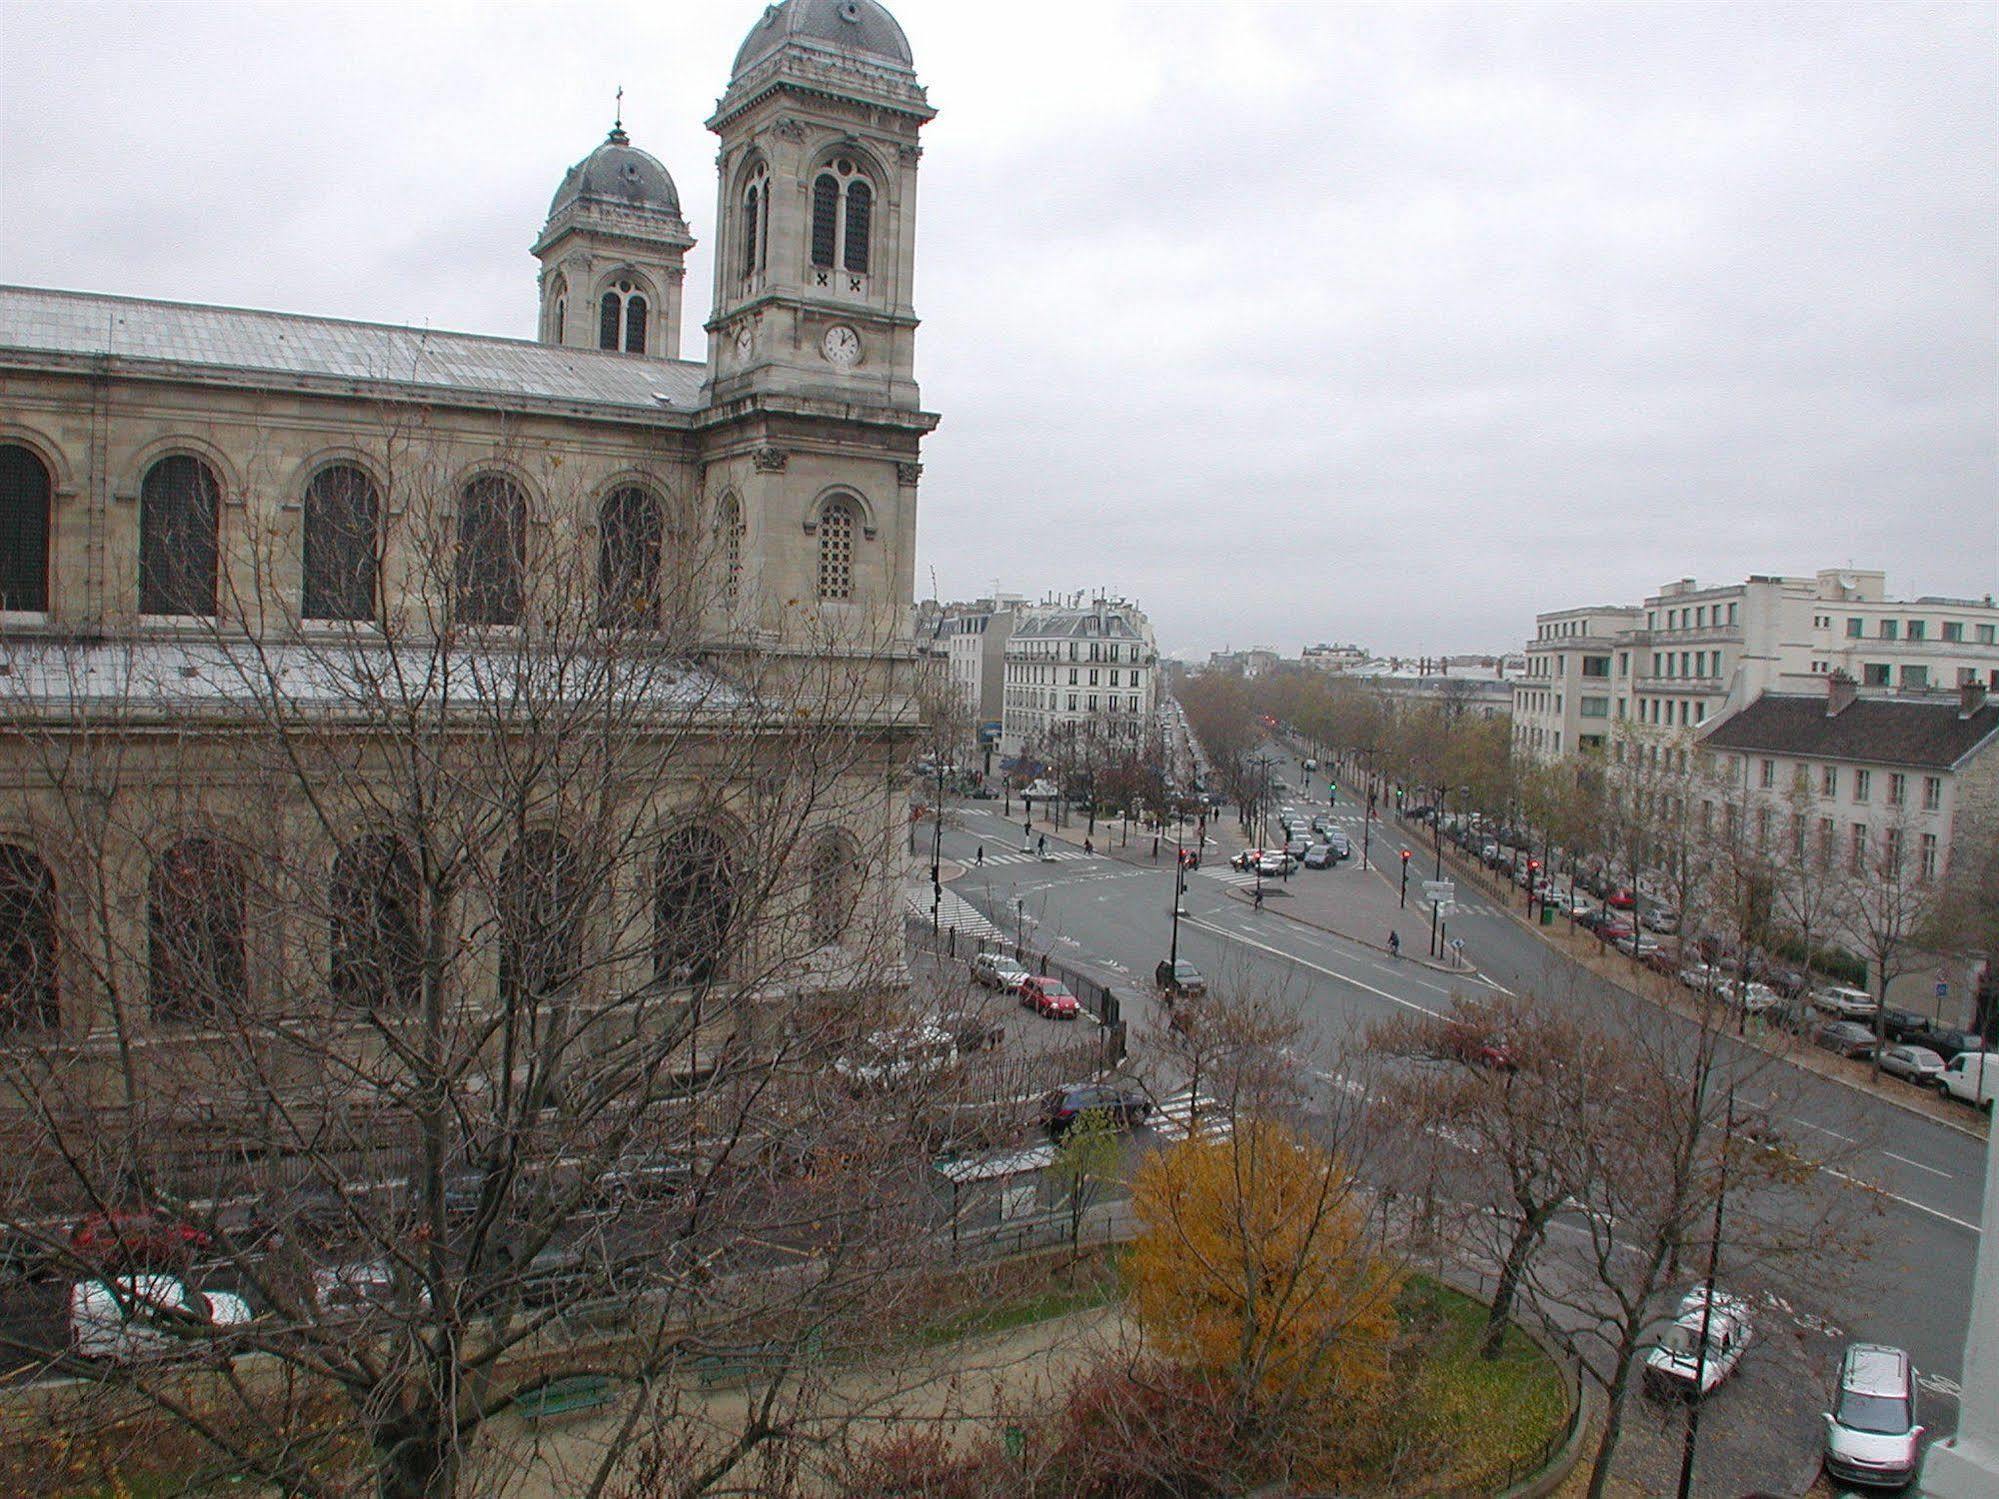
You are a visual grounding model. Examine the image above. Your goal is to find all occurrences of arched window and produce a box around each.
[654,824,736,987]
[844,179,872,274]
[498,831,582,1005]
[302,464,380,622]
[0,844,57,1031]
[456,475,526,626]
[598,485,663,629]
[546,273,568,343]
[810,159,873,276]
[331,834,420,1010]
[149,837,246,1023]
[816,497,856,602]
[740,183,760,277]
[808,830,858,948]
[597,278,649,355]
[715,494,744,613]
[0,444,51,613]
[139,455,221,616]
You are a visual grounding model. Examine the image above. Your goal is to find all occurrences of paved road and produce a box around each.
[932,759,1981,1496]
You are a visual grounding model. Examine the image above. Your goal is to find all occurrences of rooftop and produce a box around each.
[1701,692,1999,771]
[0,285,706,415]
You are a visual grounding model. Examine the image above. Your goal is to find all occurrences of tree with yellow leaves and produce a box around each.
[1129,1116,1401,1477]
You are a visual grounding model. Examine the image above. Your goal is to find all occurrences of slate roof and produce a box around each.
[1701,693,1999,771]
[1010,609,1144,642]
[0,285,706,415]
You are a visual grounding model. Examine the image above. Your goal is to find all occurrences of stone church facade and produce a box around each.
[0,0,937,1090]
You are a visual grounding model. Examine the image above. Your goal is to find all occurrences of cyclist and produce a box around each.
[1388,930,1401,958]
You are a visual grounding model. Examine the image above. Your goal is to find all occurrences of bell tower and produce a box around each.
[704,0,934,410]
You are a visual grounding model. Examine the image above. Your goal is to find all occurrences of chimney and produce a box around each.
[1826,670,1858,717]
[1961,680,1990,719]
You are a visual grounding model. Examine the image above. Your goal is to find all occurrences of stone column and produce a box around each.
[1920,1122,1999,1496]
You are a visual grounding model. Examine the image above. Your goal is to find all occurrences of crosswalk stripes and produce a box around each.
[1150,1090,1231,1141]
[1190,865,1260,890]
[970,848,1089,867]
[905,885,1002,941]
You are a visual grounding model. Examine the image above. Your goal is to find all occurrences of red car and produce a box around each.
[1606,887,1637,910]
[68,1210,211,1269]
[1595,919,1636,944]
[1439,1019,1517,1072]
[1018,976,1081,1019]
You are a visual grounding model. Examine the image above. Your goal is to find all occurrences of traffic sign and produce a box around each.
[1423,880,1455,907]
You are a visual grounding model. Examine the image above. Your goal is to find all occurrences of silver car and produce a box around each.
[1877,1044,1945,1086]
[1823,1342,1922,1488]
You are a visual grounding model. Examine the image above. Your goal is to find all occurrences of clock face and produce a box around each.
[822,324,861,368]
[733,324,753,359]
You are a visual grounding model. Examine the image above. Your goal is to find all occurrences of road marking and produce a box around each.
[1794,1118,1858,1145]
[1883,1151,1952,1179]
[1821,1167,1979,1233]
[1182,917,1442,1018]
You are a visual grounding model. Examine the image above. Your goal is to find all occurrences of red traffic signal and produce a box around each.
[1528,859,1541,873]
[1400,849,1411,863]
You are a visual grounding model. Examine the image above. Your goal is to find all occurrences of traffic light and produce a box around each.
[1399,847,1410,908]
[1400,849,1411,865]
[1395,786,1405,808]
[1329,781,1338,803]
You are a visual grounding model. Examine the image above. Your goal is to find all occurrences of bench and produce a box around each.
[512,1374,614,1421]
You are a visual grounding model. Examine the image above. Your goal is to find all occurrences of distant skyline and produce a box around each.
[4,1,1993,659]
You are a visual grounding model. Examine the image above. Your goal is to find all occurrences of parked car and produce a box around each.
[1877,1045,1946,1087]
[1018,976,1081,1019]
[1725,980,1780,1015]
[1815,1021,1879,1059]
[1936,1050,1999,1111]
[1813,985,1880,1020]
[1822,1342,1924,1489]
[1437,1018,1516,1072]
[67,1210,211,1271]
[834,1023,960,1088]
[69,1274,252,1363]
[970,951,1029,991]
[1154,959,1207,999]
[1879,1007,1934,1045]
[1605,887,1637,910]
[1644,1286,1754,1398]
[1641,906,1681,934]
[1594,919,1637,945]
[934,1007,1006,1053]
[1039,1082,1151,1137]
[1613,931,1661,960]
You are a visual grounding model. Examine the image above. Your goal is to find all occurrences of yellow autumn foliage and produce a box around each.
[1130,1117,1400,1407]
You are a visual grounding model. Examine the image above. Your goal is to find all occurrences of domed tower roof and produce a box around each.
[731,0,916,80]
[547,126,682,219]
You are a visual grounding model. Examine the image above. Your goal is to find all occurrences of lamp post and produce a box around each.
[930,757,947,932]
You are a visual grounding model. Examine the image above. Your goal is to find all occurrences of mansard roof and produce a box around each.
[1700,692,1999,772]
[0,285,706,415]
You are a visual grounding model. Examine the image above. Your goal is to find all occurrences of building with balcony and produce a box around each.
[1000,598,1157,759]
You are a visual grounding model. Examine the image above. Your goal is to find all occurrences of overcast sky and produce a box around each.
[3,1,1993,659]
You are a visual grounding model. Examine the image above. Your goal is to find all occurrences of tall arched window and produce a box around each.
[545,273,568,343]
[597,279,649,355]
[810,159,873,275]
[598,485,663,629]
[816,497,857,602]
[843,179,872,274]
[499,831,581,1005]
[739,164,769,279]
[455,475,526,626]
[808,830,858,948]
[139,455,221,616]
[0,444,51,613]
[149,837,246,1023]
[654,825,736,987]
[0,844,57,1031]
[302,464,380,622]
[715,494,744,613]
[331,834,420,1010]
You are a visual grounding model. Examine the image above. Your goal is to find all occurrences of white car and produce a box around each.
[1645,1286,1754,1398]
[1812,985,1879,1020]
[1722,979,1780,1014]
[970,951,1028,991]
[833,1023,958,1090]
[69,1274,252,1362]
[1937,1051,1999,1112]
[1678,963,1726,993]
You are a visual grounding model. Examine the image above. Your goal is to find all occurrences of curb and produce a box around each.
[1411,824,1988,1144]
[1220,884,1472,978]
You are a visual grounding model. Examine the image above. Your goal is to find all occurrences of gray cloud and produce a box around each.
[4,1,1991,659]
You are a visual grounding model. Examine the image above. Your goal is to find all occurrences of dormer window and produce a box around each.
[599,280,648,355]
[809,158,872,279]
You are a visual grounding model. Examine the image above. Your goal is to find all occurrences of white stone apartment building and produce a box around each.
[1000,599,1157,759]
[1516,571,1999,763]
[915,595,1023,746]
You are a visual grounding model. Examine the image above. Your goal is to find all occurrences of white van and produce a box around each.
[69,1274,252,1362]
[1937,1050,1999,1111]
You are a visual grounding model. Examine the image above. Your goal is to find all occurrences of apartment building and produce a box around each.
[1000,598,1157,758]
[1514,606,1642,757]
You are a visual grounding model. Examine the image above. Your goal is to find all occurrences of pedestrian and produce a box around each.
[1252,884,1264,911]
[1084,837,1093,856]
[975,845,984,866]
[1037,833,1047,856]
[1388,929,1401,958]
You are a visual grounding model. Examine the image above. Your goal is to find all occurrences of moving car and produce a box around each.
[1284,836,1311,859]
[1936,1050,1999,1111]
[970,950,1029,992]
[1039,1082,1151,1137]
[69,1274,252,1362]
[1256,852,1293,877]
[1823,1342,1923,1489]
[1325,831,1352,860]
[1154,958,1207,999]
[1644,1285,1753,1398]
[1018,976,1081,1019]
[67,1209,211,1270]
[1814,1021,1878,1059]
[1302,844,1335,869]
[1813,985,1879,1020]
[1877,1045,1945,1087]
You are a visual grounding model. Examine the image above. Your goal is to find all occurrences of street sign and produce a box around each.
[1937,981,1949,1001]
[1423,880,1455,906]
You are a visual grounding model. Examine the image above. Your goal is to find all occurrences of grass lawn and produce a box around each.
[916,1244,1125,1346]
